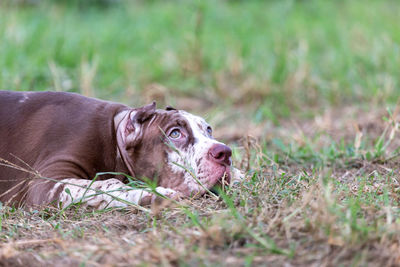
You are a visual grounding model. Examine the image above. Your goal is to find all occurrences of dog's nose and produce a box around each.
[209,144,232,166]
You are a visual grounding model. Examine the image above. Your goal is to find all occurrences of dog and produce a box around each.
[0,91,241,209]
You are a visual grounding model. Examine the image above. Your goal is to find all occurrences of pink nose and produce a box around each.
[209,144,232,166]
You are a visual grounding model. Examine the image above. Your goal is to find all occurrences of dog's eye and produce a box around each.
[207,126,212,136]
[169,129,181,139]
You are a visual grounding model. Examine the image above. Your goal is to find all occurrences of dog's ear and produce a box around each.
[122,101,157,143]
[124,101,156,139]
[116,102,157,177]
[131,101,156,123]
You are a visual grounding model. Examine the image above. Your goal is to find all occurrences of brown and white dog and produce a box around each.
[0,91,241,209]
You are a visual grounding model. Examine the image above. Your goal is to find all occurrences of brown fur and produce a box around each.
[0,91,128,206]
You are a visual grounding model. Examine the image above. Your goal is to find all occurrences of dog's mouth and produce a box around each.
[174,161,232,197]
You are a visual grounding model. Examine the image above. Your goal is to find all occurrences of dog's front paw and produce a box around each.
[153,187,183,202]
[231,167,245,185]
[139,187,182,206]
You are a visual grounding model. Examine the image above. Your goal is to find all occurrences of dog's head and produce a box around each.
[116,102,232,196]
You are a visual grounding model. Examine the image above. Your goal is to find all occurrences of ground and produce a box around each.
[1,0,400,266]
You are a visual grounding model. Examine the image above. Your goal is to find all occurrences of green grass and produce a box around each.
[1,0,399,114]
[1,0,400,266]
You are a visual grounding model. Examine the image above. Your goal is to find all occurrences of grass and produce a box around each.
[1,0,400,266]
[1,0,400,114]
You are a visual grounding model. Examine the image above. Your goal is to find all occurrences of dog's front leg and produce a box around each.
[47,178,180,209]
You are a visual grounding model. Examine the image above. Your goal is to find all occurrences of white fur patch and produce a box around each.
[231,167,245,184]
[51,178,177,209]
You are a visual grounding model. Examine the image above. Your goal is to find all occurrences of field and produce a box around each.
[1,0,400,266]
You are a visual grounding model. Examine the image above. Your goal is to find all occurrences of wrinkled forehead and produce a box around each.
[148,109,210,138]
[145,109,201,127]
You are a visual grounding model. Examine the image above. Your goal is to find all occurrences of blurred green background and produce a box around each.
[1,0,399,126]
